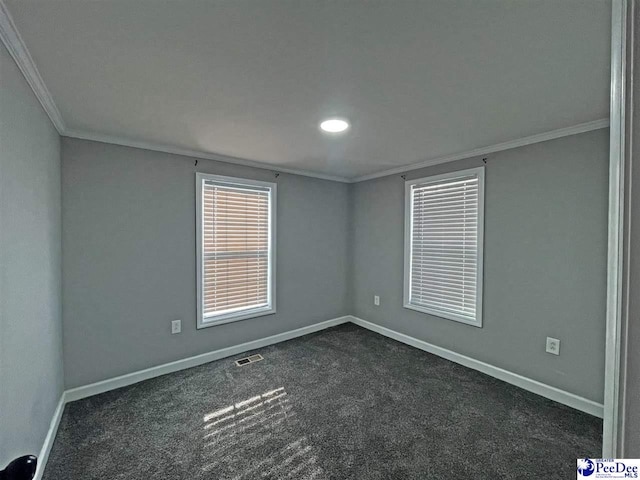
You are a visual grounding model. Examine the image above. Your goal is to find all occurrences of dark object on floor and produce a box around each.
[43,324,602,479]
[0,455,37,480]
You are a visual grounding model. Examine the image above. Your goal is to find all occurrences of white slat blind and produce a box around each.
[197,174,275,327]
[405,167,484,326]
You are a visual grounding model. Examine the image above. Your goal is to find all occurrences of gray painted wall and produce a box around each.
[0,44,63,465]
[623,0,640,456]
[351,129,609,403]
[63,130,609,403]
[61,138,350,388]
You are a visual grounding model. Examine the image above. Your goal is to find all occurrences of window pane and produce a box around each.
[406,168,484,326]
[198,176,274,325]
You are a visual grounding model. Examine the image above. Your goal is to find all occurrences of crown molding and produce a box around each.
[352,118,610,183]
[63,129,352,183]
[65,119,609,185]
[0,0,65,133]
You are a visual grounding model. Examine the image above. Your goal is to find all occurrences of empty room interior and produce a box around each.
[1,0,639,479]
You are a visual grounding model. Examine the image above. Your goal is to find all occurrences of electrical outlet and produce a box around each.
[374,295,380,306]
[546,337,560,355]
[171,320,182,334]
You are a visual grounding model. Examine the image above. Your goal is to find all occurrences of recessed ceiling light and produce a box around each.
[320,118,350,133]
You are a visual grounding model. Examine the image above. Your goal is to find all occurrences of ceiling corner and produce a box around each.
[0,0,65,134]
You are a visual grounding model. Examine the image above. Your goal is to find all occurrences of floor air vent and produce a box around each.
[235,354,263,367]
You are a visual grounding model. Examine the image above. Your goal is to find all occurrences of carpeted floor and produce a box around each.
[43,323,601,479]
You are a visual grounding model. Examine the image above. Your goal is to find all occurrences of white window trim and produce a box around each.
[196,173,277,329]
[403,166,485,328]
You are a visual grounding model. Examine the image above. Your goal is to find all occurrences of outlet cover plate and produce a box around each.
[171,320,182,334]
[546,337,560,355]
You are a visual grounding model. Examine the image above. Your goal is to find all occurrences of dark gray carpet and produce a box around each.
[43,324,601,479]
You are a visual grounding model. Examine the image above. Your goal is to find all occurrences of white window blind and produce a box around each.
[404,167,484,327]
[196,174,276,328]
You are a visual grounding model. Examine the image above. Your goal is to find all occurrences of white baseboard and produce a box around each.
[65,316,350,403]
[64,313,604,416]
[347,315,604,418]
[33,393,65,480]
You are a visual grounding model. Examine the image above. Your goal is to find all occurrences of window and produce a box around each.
[404,167,485,327]
[196,173,276,328]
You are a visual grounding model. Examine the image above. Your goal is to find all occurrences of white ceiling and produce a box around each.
[4,0,611,180]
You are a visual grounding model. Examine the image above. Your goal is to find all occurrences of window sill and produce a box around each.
[403,302,482,328]
[197,306,276,329]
